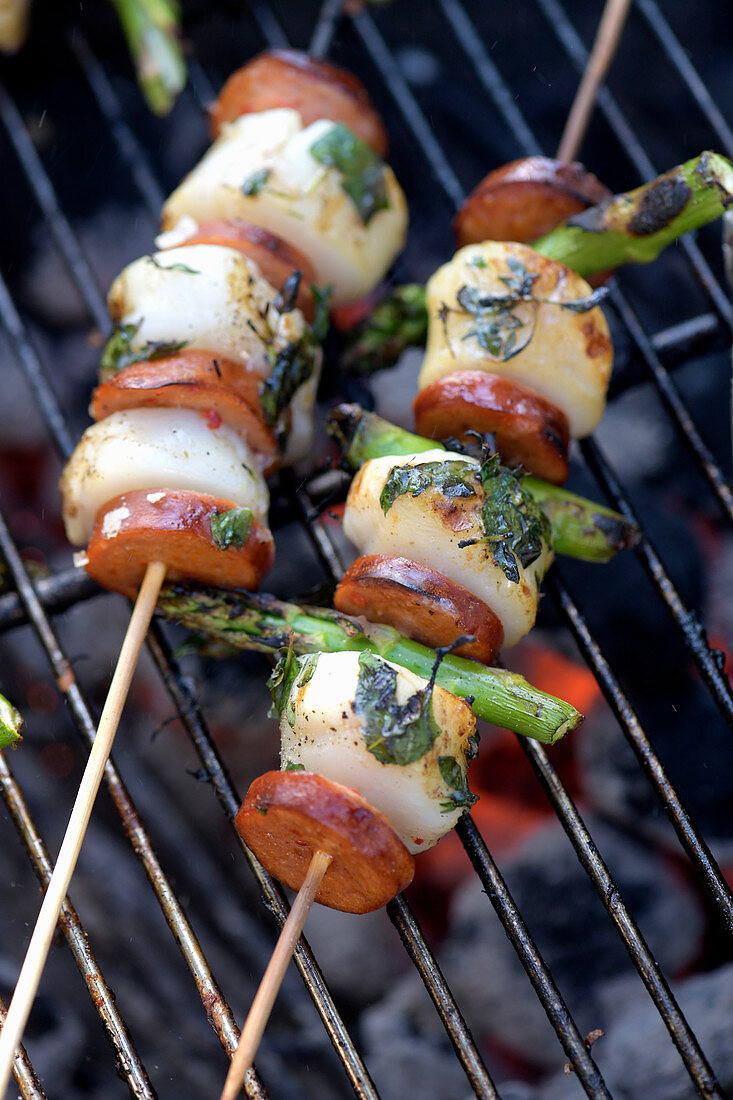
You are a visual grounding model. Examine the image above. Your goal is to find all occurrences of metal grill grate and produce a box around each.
[1,2,732,1097]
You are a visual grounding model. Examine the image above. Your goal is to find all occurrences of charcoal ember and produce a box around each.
[537,963,733,1099]
[438,817,704,1069]
[360,974,477,1100]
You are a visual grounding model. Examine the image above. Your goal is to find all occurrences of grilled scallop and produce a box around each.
[107,243,307,377]
[160,109,408,306]
[278,650,477,852]
[342,449,553,649]
[418,241,612,438]
[60,407,269,546]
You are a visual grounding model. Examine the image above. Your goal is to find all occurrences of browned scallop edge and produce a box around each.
[173,221,316,321]
[334,554,504,666]
[85,489,274,600]
[453,155,612,248]
[208,50,388,156]
[90,349,279,475]
[236,771,415,914]
[414,369,571,485]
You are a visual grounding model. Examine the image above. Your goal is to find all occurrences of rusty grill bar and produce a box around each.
[1,2,732,1098]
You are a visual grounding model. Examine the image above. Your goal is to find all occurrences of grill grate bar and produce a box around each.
[0,751,156,1098]
[0,502,262,1094]
[545,567,733,931]
[518,737,725,1099]
[309,0,344,60]
[0,996,46,1100]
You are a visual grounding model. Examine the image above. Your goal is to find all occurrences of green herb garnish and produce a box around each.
[453,256,606,362]
[438,755,478,813]
[210,507,253,550]
[310,123,389,224]
[268,650,319,728]
[354,651,440,766]
[242,168,271,196]
[379,459,480,515]
[259,333,320,441]
[480,453,552,583]
[149,255,200,274]
[284,760,306,772]
[99,320,187,380]
[310,284,333,342]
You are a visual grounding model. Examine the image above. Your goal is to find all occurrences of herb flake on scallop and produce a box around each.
[355,651,439,766]
[268,649,318,727]
[241,168,271,196]
[480,452,552,583]
[210,507,253,550]
[310,123,389,224]
[98,321,188,380]
[379,459,480,515]
[438,754,478,813]
[259,332,320,443]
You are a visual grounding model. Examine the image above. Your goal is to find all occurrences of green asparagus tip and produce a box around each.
[110,0,187,116]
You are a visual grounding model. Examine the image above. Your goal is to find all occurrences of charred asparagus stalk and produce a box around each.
[0,692,23,750]
[328,403,638,562]
[158,586,582,743]
[341,152,733,374]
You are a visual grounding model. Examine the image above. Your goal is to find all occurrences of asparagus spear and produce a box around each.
[328,403,638,562]
[0,692,23,750]
[341,152,733,374]
[158,586,581,743]
[110,0,186,116]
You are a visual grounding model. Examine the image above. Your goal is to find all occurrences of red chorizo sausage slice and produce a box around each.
[209,50,388,157]
[90,350,279,474]
[85,489,274,599]
[454,156,612,248]
[236,771,414,913]
[173,221,317,320]
[334,555,504,665]
[413,369,570,484]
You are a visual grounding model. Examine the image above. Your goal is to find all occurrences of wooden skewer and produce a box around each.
[0,559,167,1096]
[220,848,333,1100]
[556,0,633,164]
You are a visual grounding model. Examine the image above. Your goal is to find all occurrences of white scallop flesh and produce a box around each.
[160,109,408,307]
[60,407,269,546]
[418,241,613,438]
[279,651,476,853]
[107,244,307,377]
[342,450,553,649]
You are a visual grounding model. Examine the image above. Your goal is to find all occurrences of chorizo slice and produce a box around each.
[334,554,504,665]
[85,488,274,599]
[454,156,612,248]
[209,49,388,157]
[413,369,570,484]
[90,350,279,474]
[173,221,317,320]
[236,770,414,914]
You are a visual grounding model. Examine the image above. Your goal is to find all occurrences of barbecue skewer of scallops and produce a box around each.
[221,644,478,1099]
[0,49,410,1088]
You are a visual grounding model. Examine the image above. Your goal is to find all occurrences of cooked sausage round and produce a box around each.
[236,770,414,913]
[173,220,317,320]
[414,370,570,484]
[334,555,504,664]
[85,488,275,599]
[453,156,611,247]
[209,49,388,157]
[90,350,279,474]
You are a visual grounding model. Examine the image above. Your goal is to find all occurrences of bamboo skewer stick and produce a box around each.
[220,849,333,1100]
[556,0,633,164]
[0,559,167,1095]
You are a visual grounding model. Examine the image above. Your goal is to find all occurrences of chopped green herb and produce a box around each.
[310,123,389,224]
[310,284,333,342]
[453,256,607,362]
[438,755,479,813]
[259,333,320,441]
[99,321,187,380]
[480,453,552,583]
[149,255,200,274]
[242,168,271,196]
[210,507,253,550]
[268,650,319,728]
[355,651,439,766]
[379,459,480,516]
[256,804,268,815]
[470,256,488,268]
[465,731,480,761]
[284,760,306,772]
